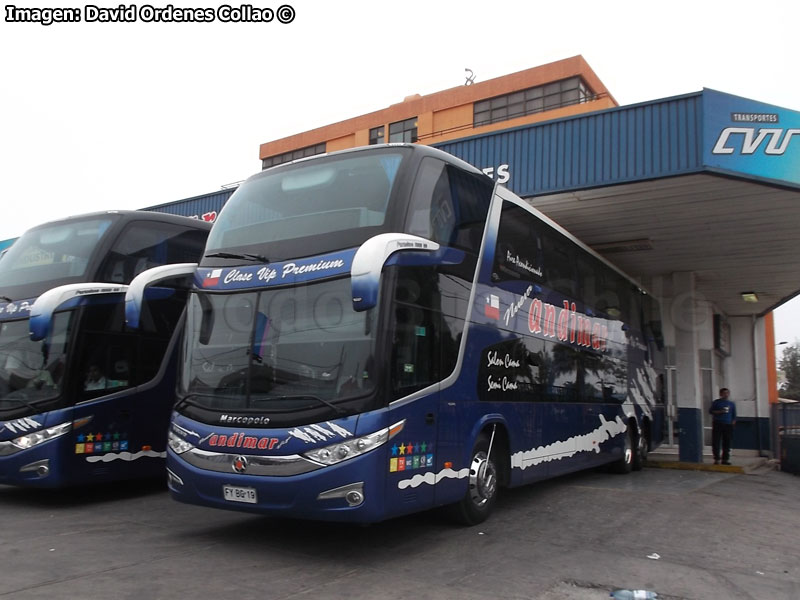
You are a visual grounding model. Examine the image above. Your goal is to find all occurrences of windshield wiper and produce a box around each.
[0,295,12,302]
[1,395,42,414]
[174,393,215,411]
[254,394,347,416]
[205,252,269,263]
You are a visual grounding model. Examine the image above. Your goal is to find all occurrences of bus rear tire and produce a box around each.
[448,435,498,525]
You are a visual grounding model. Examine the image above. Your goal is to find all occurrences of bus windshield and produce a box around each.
[181,276,378,416]
[0,313,71,412]
[205,151,404,256]
[0,217,114,293]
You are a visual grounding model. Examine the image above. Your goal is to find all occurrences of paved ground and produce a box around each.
[1,466,798,600]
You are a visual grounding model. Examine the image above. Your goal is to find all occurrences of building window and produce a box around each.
[473,77,595,127]
[369,126,385,145]
[389,117,418,143]
[262,143,326,170]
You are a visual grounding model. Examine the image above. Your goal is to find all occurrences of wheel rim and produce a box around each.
[624,431,633,465]
[468,451,497,508]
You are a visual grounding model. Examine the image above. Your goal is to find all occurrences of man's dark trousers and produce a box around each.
[712,422,733,462]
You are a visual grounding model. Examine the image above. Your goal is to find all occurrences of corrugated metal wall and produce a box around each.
[435,92,704,197]
[142,188,236,221]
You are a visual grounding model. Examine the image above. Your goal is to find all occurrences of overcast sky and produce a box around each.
[2,0,799,341]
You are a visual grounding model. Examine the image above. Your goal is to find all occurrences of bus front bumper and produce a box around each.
[0,442,67,488]
[166,448,387,523]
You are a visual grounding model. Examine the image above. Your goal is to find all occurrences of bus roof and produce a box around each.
[23,210,213,232]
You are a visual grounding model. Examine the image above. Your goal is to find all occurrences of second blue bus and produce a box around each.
[0,211,210,487]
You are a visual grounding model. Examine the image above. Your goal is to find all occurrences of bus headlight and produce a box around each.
[167,429,195,455]
[303,420,405,466]
[11,421,72,450]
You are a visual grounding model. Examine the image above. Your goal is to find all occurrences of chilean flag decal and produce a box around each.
[203,269,223,288]
[485,294,500,320]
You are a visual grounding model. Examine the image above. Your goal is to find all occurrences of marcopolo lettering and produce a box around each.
[220,414,270,426]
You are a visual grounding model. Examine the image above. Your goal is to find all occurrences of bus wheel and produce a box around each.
[449,435,498,525]
[611,426,634,474]
[633,423,648,471]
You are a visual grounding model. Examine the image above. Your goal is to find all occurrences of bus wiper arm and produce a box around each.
[255,394,347,416]
[0,295,12,302]
[1,395,42,413]
[174,393,215,411]
[205,252,269,263]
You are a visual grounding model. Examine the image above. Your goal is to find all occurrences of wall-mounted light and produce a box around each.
[741,292,759,303]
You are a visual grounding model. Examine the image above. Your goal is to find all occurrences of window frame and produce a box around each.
[388,117,418,143]
[474,77,595,127]
[262,143,327,170]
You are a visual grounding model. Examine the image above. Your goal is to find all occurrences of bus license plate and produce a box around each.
[223,485,257,504]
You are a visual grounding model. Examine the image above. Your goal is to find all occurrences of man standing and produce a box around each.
[709,388,736,465]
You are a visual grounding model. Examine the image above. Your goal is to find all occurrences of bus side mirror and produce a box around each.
[125,263,198,329]
[351,233,440,312]
[29,283,128,341]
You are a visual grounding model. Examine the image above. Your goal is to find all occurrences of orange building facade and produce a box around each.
[258,55,618,169]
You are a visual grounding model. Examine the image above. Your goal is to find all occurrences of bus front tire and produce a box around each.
[632,423,648,471]
[449,435,498,525]
[611,426,634,474]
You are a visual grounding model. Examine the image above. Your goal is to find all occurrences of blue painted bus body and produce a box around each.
[167,250,662,522]
[0,292,181,488]
[160,145,663,523]
[0,211,210,488]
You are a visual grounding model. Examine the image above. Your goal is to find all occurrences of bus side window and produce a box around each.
[406,159,452,244]
[99,223,207,284]
[492,202,542,285]
[137,288,190,382]
[405,158,492,252]
[74,303,137,399]
[446,165,493,254]
[541,230,576,299]
[577,256,599,310]
[390,268,442,399]
[74,287,188,400]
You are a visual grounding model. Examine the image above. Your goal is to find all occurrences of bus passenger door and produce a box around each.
[384,267,447,516]
[69,288,189,483]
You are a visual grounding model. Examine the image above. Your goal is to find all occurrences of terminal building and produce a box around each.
[54,56,800,461]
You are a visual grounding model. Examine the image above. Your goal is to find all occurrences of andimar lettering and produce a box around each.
[528,298,608,351]
[207,432,280,450]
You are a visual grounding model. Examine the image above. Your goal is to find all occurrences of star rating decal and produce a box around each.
[389,441,434,473]
[75,431,129,455]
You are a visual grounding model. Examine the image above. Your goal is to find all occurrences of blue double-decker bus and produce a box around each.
[0,211,211,487]
[127,144,664,524]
